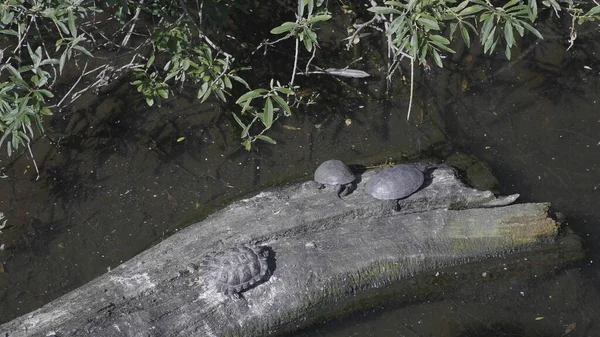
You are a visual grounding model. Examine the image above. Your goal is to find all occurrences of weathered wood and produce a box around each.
[0,167,582,337]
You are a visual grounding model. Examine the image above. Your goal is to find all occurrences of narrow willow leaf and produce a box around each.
[177,137,185,142]
[68,11,77,37]
[432,49,443,68]
[528,0,538,21]
[270,22,297,35]
[484,27,497,53]
[223,76,232,89]
[458,5,485,16]
[275,87,294,95]
[235,89,265,104]
[586,6,600,16]
[272,95,291,116]
[308,14,331,23]
[231,75,250,89]
[262,98,274,128]
[429,34,450,44]
[504,21,514,46]
[454,0,470,13]
[215,88,226,101]
[146,54,155,68]
[256,135,277,144]
[0,29,18,36]
[303,35,313,52]
[505,45,512,60]
[460,25,471,47]
[232,112,246,129]
[481,16,494,43]
[503,0,521,10]
[522,22,543,39]
[417,16,440,31]
[368,6,403,15]
[514,23,525,36]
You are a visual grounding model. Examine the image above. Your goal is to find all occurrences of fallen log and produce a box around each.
[0,166,583,337]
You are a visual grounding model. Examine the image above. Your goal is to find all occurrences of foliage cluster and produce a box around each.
[0,0,599,160]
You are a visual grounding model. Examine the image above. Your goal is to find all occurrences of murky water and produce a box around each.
[0,5,599,336]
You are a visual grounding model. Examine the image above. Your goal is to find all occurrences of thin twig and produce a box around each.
[55,62,89,107]
[407,57,414,120]
[121,5,142,46]
[27,142,40,181]
[290,38,300,86]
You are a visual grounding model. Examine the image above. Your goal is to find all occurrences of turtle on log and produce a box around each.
[200,245,270,299]
[314,159,356,198]
[364,164,425,211]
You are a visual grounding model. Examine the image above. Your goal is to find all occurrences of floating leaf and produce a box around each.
[177,137,185,142]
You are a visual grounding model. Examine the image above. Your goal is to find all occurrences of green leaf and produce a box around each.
[429,34,450,45]
[308,14,331,23]
[432,49,443,68]
[504,21,514,46]
[505,45,512,60]
[367,6,403,15]
[417,16,440,31]
[177,137,185,142]
[157,89,169,99]
[242,138,252,151]
[146,54,155,68]
[275,87,294,95]
[270,22,297,34]
[272,95,291,116]
[256,135,277,144]
[458,5,485,16]
[528,0,538,21]
[586,6,600,16]
[0,29,18,36]
[68,11,77,37]
[232,112,246,129]
[522,22,543,40]
[460,25,471,47]
[236,89,266,105]
[231,75,250,89]
[262,98,274,128]
[303,34,314,52]
[484,26,497,53]
[503,0,521,10]
[146,97,154,106]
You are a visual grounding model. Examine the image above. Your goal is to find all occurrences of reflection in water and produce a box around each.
[0,6,599,337]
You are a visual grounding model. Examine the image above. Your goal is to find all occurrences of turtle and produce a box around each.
[364,164,425,211]
[314,159,356,198]
[200,245,270,299]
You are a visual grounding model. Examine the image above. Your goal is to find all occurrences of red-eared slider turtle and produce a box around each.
[314,159,356,198]
[200,245,269,299]
[365,164,424,211]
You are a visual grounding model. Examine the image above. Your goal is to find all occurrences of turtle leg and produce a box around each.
[317,184,326,190]
[335,184,345,199]
[388,199,400,211]
[339,182,355,198]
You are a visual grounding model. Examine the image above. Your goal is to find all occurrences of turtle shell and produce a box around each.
[200,245,269,297]
[365,164,424,200]
[314,159,355,185]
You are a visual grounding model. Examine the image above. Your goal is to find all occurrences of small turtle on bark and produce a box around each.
[200,245,270,299]
[365,164,425,211]
[314,159,356,198]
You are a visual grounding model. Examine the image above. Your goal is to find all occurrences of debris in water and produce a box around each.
[563,322,576,335]
[535,316,544,321]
